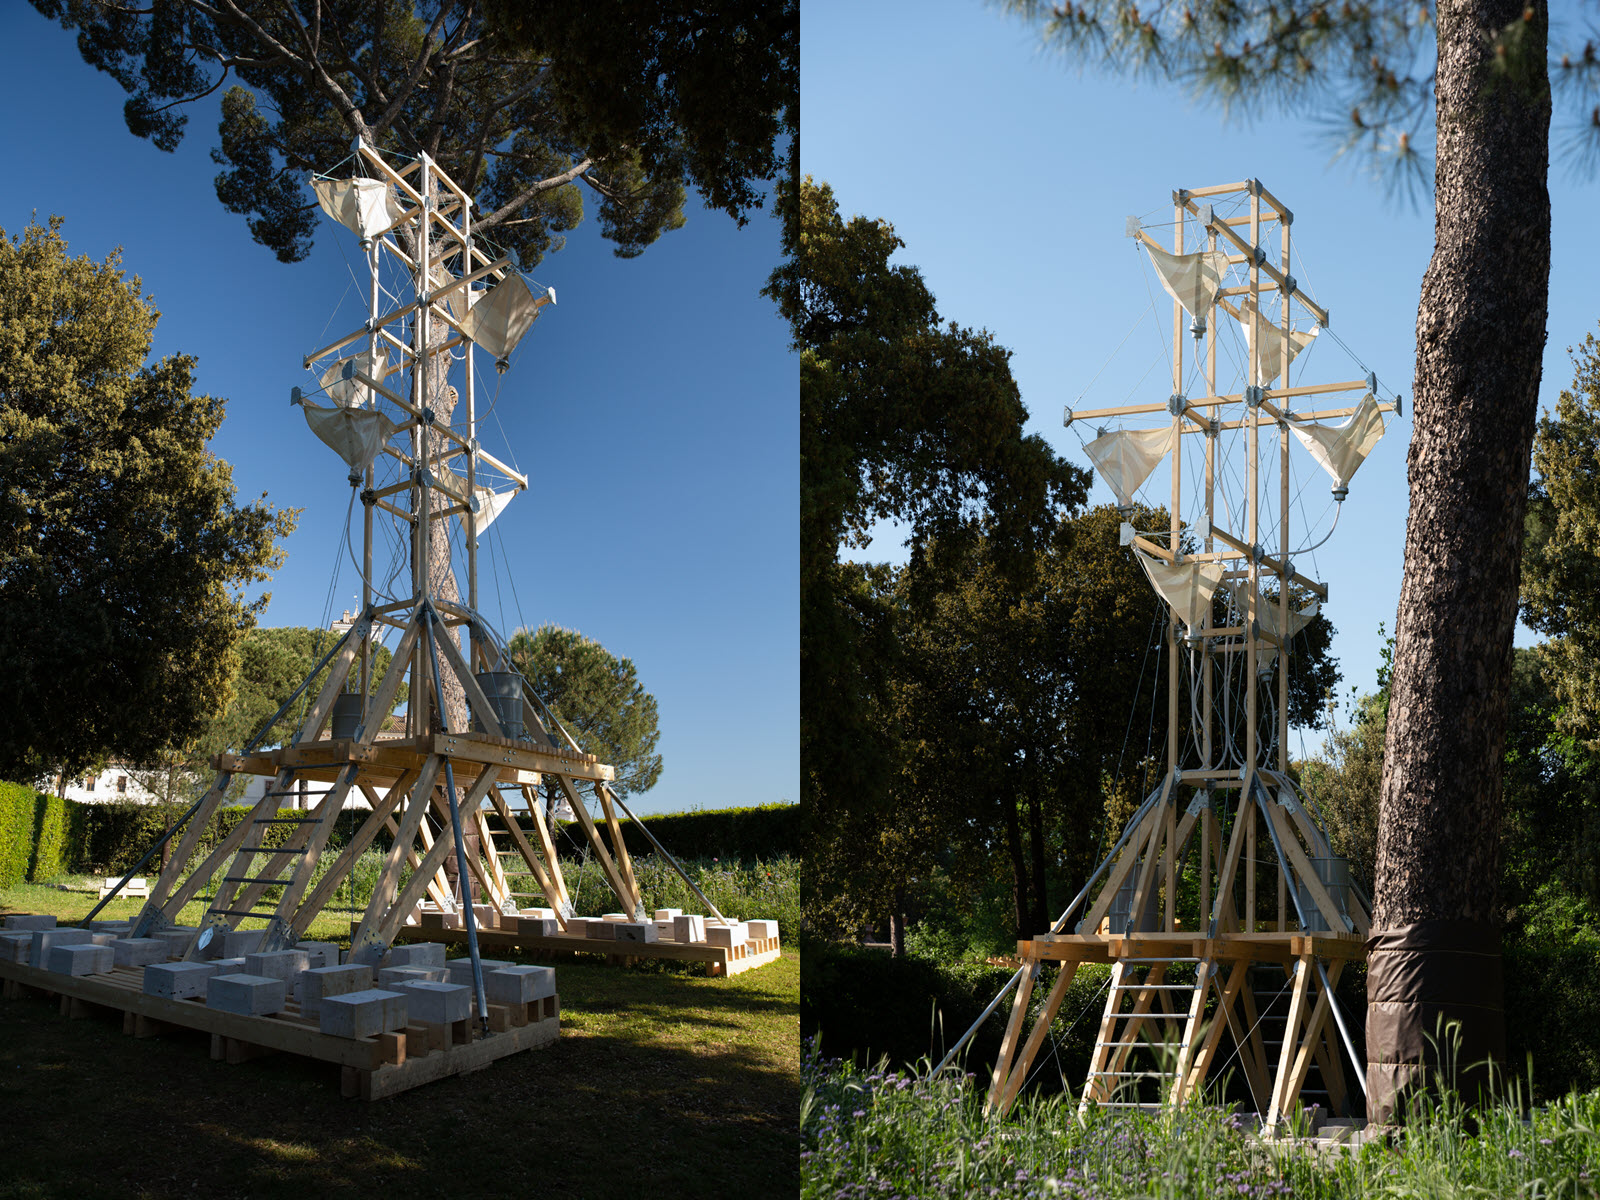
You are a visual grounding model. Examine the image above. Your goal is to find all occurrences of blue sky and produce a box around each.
[805,0,1595,753]
[2,9,797,817]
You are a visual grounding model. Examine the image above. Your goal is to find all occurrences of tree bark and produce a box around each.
[1026,765,1050,937]
[889,886,906,957]
[1368,0,1550,1123]
[1001,790,1028,940]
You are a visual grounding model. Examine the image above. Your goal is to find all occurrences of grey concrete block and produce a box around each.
[28,929,93,967]
[516,916,561,937]
[612,922,658,944]
[484,964,556,1005]
[206,973,286,1016]
[585,921,618,941]
[0,932,33,963]
[378,965,447,988]
[204,929,265,960]
[86,920,133,934]
[318,988,408,1039]
[211,957,247,973]
[142,961,219,999]
[244,949,309,982]
[444,957,513,984]
[112,938,171,968]
[705,922,748,949]
[653,908,682,922]
[294,941,339,970]
[519,907,556,920]
[298,964,373,1018]
[5,914,56,931]
[384,942,446,968]
[672,914,706,944]
[746,920,779,940]
[89,933,118,947]
[48,943,115,976]
[149,930,194,959]
[395,979,471,1025]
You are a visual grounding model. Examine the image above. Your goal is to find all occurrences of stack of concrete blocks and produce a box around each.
[244,949,309,997]
[483,964,556,1007]
[295,941,339,970]
[378,965,449,988]
[514,907,560,936]
[319,988,409,1039]
[384,943,446,970]
[746,920,779,943]
[207,973,287,1016]
[298,963,373,1021]
[444,957,513,986]
[393,979,471,1027]
[47,943,115,976]
[28,928,93,967]
[143,961,219,1000]
[653,908,682,939]
[112,938,171,968]
[704,920,749,950]
[672,914,707,944]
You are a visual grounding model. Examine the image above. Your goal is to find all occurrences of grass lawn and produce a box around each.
[0,888,799,1199]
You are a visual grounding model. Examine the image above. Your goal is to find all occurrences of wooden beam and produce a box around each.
[484,787,563,913]
[994,962,1080,1116]
[986,963,1039,1113]
[1267,956,1314,1125]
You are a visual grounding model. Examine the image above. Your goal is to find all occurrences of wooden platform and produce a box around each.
[391,922,783,977]
[0,958,558,1100]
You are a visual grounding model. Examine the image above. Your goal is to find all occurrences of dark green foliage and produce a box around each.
[35,1,796,265]
[26,792,69,882]
[0,782,36,888]
[0,220,295,780]
[605,803,797,864]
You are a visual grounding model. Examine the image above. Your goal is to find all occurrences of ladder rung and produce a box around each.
[1094,1102,1166,1109]
[1118,957,1204,963]
[221,876,295,886]
[208,908,272,917]
[1111,984,1194,991]
[254,816,324,824]
[1092,1070,1176,1078]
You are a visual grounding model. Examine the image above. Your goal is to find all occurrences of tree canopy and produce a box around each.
[506,624,662,799]
[35,0,798,266]
[0,219,295,780]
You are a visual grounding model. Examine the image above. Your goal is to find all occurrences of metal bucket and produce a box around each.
[474,672,525,739]
[330,693,365,740]
[1295,855,1353,932]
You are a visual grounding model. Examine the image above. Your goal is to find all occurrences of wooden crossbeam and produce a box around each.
[992,962,1079,1115]
[985,963,1040,1114]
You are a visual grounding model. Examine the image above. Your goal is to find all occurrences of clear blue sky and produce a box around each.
[805,0,1594,752]
[2,9,797,817]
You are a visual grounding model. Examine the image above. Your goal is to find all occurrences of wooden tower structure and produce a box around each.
[980,181,1397,1124]
[112,141,668,980]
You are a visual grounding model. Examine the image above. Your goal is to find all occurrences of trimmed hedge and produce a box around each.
[0,782,34,888]
[574,802,798,864]
[27,792,73,882]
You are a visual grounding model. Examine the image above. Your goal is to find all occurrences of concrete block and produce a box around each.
[207,973,286,1016]
[112,938,170,968]
[5,914,56,932]
[672,914,706,944]
[379,965,447,988]
[48,943,115,976]
[244,949,309,983]
[211,957,247,973]
[89,933,118,947]
[484,964,556,1005]
[142,961,219,999]
[319,988,409,1039]
[85,920,133,934]
[612,922,658,944]
[746,920,779,940]
[444,957,513,984]
[705,922,749,949]
[294,941,339,970]
[204,929,265,960]
[585,921,617,941]
[602,912,628,922]
[519,907,556,920]
[420,909,462,931]
[470,904,502,930]
[0,933,33,963]
[298,964,373,1018]
[515,916,561,937]
[28,929,93,967]
[384,942,446,968]
[150,930,196,959]
[395,979,471,1025]
[653,908,683,922]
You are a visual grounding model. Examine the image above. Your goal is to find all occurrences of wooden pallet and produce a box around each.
[0,958,558,1100]
[391,923,784,977]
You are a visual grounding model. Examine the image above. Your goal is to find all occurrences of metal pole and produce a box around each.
[1317,958,1368,1100]
[605,788,728,925]
[931,965,1030,1077]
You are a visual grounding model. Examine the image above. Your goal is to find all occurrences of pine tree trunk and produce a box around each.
[889,887,907,958]
[1367,0,1550,1123]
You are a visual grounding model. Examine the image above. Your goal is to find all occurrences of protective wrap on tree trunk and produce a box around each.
[1365,919,1505,1122]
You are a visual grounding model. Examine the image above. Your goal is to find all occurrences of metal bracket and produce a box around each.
[360,488,377,507]
[1125,215,1142,238]
[290,386,303,406]
[1185,790,1212,818]
[1167,393,1186,415]
[1366,371,1379,394]
[1253,245,1267,266]
[1245,386,1265,408]
[1282,275,1297,296]
[1198,203,1215,229]
[1277,788,1302,816]
[1119,522,1136,547]
[1063,405,1074,428]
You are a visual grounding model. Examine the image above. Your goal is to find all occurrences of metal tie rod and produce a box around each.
[930,963,1032,1078]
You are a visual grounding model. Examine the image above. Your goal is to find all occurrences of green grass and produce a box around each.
[0,892,799,1198]
[802,1043,1600,1198]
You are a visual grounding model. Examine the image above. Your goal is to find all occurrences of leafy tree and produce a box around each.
[1002,0,1572,1115]
[506,624,662,800]
[0,219,295,781]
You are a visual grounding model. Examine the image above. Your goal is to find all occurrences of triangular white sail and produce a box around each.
[1086,425,1177,508]
[430,264,470,324]
[1237,301,1318,384]
[1135,549,1225,632]
[318,349,389,409]
[295,400,398,474]
[458,274,556,366]
[1144,243,1230,319]
[311,177,404,241]
[439,467,518,545]
[1228,580,1320,641]
[1289,393,1385,491]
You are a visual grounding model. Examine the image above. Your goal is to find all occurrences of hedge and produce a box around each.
[0,782,34,888]
[559,802,798,863]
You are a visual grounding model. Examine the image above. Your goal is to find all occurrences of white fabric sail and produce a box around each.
[1135,549,1225,631]
[1237,301,1318,383]
[1228,580,1320,640]
[458,274,555,364]
[318,348,389,409]
[439,467,518,545]
[296,400,398,474]
[430,264,470,324]
[1086,425,1177,508]
[1289,393,1385,490]
[311,177,404,240]
[1144,243,1230,319]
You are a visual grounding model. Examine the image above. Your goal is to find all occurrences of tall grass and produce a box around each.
[801,1039,1600,1199]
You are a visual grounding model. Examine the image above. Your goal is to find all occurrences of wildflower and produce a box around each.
[1509,1148,1525,1159]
